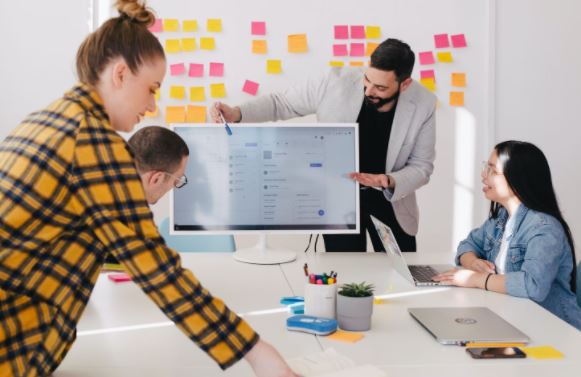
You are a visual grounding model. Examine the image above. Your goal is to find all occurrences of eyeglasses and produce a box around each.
[481,161,502,178]
[164,172,188,189]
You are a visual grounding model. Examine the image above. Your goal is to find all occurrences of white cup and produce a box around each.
[304,283,337,319]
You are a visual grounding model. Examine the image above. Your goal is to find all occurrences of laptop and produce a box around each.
[370,215,453,286]
[408,307,530,345]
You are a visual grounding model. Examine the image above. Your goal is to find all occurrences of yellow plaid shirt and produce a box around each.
[0,84,258,376]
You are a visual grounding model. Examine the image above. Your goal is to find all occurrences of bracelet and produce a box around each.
[484,273,493,291]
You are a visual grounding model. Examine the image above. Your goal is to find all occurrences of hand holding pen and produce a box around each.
[211,102,241,123]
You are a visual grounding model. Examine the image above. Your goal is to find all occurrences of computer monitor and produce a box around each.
[170,123,359,264]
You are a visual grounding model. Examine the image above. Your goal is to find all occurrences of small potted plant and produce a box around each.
[336,282,375,331]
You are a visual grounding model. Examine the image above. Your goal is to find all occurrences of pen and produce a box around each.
[217,110,232,135]
[303,263,309,277]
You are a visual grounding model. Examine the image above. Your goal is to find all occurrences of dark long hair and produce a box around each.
[490,141,576,292]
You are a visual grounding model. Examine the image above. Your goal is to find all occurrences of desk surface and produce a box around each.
[56,252,581,377]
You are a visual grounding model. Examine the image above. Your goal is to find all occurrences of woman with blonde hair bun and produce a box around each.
[0,1,298,375]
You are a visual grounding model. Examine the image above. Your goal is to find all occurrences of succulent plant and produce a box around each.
[337,282,375,297]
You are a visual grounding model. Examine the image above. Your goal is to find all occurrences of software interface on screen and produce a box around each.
[172,125,358,232]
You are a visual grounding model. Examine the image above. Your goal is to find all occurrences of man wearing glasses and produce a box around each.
[211,38,436,252]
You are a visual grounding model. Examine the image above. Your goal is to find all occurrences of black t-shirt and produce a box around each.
[357,101,397,174]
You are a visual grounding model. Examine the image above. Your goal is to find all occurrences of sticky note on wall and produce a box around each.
[420,77,436,91]
[242,80,259,96]
[437,51,453,63]
[252,40,268,54]
[209,62,224,77]
[189,63,204,77]
[251,21,266,35]
[149,19,163,33]
[190,86,205,102]
[451,34,467,48]
[329,61,344,67]
[165,39,181,53]
[365,42,378,56]
[288,34,308,53]
[266,59,282,74]
[186,105,206,123]
[163,19,179,32]
[350,43,365,57]
[169,86,185,99]
[434,33,450,48]
[166,106,186,123]
[350,25,365,39]
[170,63,186,76]
[207,19,222,32]
[210,83,226,98]
[200,37,216,50]
[418,51,435,65]
[420,70,436,80]
[182,20,198,32]
[334,25,349,39]
[333,44,348,57]
[449,91,464,106]
[365,26,381,39]
[451,73,466,87]
[182,38,196,52]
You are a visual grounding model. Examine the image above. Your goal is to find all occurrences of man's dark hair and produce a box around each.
[370,38,415,82]
[128,126,189,173]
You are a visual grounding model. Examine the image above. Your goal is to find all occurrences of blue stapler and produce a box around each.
[286,315,337,336]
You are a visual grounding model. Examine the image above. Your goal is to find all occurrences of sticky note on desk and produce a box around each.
[108,273,131,283]
[327,329,365,343]
[521,346,564,359]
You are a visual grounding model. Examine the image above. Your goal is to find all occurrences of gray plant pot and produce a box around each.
[336,294,374,331]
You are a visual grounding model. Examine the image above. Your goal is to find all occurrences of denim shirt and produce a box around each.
[457,205,581,330]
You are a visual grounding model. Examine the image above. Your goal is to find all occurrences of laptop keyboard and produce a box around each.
[409,265,438,283]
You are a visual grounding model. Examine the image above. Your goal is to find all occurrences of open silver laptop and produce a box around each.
[370,215,453,286]
[408,307,530,345]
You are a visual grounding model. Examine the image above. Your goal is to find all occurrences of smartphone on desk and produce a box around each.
[466,347,526,359]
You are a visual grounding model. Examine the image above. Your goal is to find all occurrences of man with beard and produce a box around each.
[211,39,436,252]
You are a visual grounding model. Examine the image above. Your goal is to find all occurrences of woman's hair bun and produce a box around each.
[115,0,156,27]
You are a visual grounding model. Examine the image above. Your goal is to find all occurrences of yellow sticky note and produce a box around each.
[350,61,364,67]
[154,89,160,101]
[521,346,564,359]
[437,51,453,63]
[449,91,465,106]
[181,38,196,52]
[329,61,345,67]
[163,19,179,32]
[366,42,379,57]
[366,26,381,39]
[327,330,365,343]
[210,83,226,98]
[451,72,466,87]
[190,86,205,102]
[207,18,222,32]
[144,105,158,118]
[186,105,207,123]
[182,20,198,32]
[165,39,181,53]
[288,34,308,53]
[165,106,186,123]
[420,77,436,91]
[373,298,388,305]
[266,59,282,74]
[252,39,268,54]
[200,37,216,50]
[169,86,186,100]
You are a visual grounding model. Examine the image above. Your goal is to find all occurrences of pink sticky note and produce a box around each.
[188,63,204,77]
[350,43,365,57]
[170,63,185,76]
[242,80,259,96]
[251,21,266,35]
[333,44,348,57]
[209,62,224,77]
[420,69,436,81]
[418,51,435,65]
[334,25,349,39]
[148,19,163,33]
[434,33,450,48]
[451,34,467,48]
[350,25,366,39]
[108,273,132,283]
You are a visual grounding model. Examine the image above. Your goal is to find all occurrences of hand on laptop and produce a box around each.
[432,268,486,289]
[466,258,496,274]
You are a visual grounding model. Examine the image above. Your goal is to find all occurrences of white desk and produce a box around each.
[56,252,581,377]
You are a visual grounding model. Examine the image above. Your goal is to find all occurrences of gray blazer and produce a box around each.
[240,67,436,235]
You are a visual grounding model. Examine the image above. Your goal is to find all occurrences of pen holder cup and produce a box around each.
[304,283,337,319]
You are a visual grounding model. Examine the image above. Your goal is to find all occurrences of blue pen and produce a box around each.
[218,110,232,135]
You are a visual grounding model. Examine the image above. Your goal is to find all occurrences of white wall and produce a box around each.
[495,0,581,261]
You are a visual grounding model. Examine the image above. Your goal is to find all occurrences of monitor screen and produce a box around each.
[171,123,359,234]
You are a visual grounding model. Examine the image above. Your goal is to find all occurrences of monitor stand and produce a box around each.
[233,234,297,265]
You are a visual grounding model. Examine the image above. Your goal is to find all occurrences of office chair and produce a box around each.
[158,217,236,252]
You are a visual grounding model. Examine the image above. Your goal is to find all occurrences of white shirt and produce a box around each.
[495,214,516,274]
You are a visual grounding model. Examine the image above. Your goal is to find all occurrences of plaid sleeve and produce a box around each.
[70,115,259,369]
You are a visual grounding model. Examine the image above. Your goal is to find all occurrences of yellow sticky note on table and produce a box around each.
[200,37,216,50]
[288,34,308,53]
[450,91,464,106]
[437,51,453,63]
[183,20,198,32]
[210,83,226,98]
[165,39,181,53]
[521,346,564,359]
[182,38,196,52]
[266,59,282,74]
[329,61,345,67]
[165,106,186,123]
[207,18,222,32]
[420,77,436,91]
[252,39,268,54]
[451,72,466,87]
[327,330,365,343]
[163,19,179,32]
[365,42,379,57]
[169,86,185,99]
[190,86,205,102]
[186,105,207,123]
[144,105,158,118]
[366,26,381,39]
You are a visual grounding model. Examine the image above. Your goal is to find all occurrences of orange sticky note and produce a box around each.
[420,77,436,91]
[165,39,181,53]
[288,34,308,53]
[182,20,198,32]
[186,105,207,123]
[252,39,268,54]
[451,72,466,87]
[450,91,464,106]
[165,106,186,123]
[207,18,222,32]
[169,86,185,100]
[144,105,158,118]
[266,59,282,74]
[327,330,365,343]
[163,19,179,32]
[437,51,453,63]
[182,38,196,52]
[200,37,216,50]
[329,61,345,67]
[521,346,564,359]
[190,86,205,102]
[365,26,381,39]
[210,83,226,98]
[349,61,364,67]
[365,42,379,57]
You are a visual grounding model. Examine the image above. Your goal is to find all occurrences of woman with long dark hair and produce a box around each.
[434,141,581,330]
